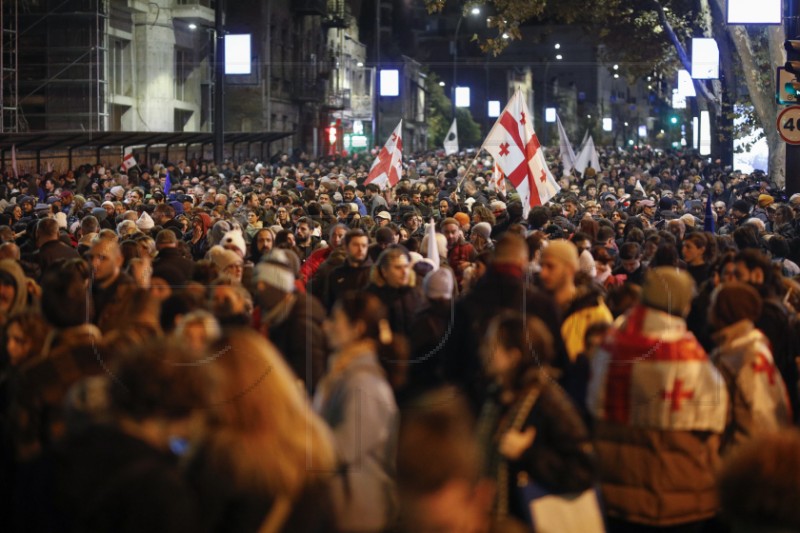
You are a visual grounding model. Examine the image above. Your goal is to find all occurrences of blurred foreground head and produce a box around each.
[718,430,800,533]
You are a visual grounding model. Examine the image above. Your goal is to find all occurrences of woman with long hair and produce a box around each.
[187,328,337,532]
[478,312,595,524]
[315,292,401,532]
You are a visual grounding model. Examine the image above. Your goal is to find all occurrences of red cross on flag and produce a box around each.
[492,162,506,195]
[482,90,560,217]
[122,153,137,172]
[587,305,728,433]
[365,120,403,189]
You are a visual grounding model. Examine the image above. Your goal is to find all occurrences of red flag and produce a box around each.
[365,120,403,189]
[482,90,560,217]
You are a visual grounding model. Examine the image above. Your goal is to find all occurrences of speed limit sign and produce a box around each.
[777,106,800,144]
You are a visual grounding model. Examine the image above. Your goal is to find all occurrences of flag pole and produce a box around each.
[455,151,481,192]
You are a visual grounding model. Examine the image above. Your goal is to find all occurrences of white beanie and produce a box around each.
[110,185,125,199]
[54,212,68,230]
[424,268,454,300]
[209,245,243,272]
[255,249,296,293]
[222,229,247,257]
[136,211,154,231]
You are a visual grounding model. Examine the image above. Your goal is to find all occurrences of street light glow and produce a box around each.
[188,23,197,30]
[613,73,619,79]
[554,43,561,49]
[613,64,619,70]
[357,61,364,67]
[502,33,509,39]
[471,7,480,15]
[556,54,563,60]
[439,81,445,87]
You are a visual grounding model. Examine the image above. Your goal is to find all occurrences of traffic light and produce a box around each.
[785,40,800,76]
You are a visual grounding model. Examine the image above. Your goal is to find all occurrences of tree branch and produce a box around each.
[650,0,718,108]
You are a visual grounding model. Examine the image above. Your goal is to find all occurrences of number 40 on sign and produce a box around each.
[778,106,800,145]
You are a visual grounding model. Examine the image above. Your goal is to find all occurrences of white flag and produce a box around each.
[443,119,459,155]
[575,135,600,175]
[122,153,137,171]
[365,120,403,189]
[11,145,18,179]
[635,179,646,196]
[556,114,577,176]
[425,218,440,270]
[481,90,561,218]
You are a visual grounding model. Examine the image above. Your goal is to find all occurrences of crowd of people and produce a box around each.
[1,145,800,532]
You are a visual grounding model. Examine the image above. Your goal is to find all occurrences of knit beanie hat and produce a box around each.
[208,245,243,272]
[255,249,295,293]
[711,282,762,327]
[542,239,579,271]
[136,211,154,231]
[424,267,454,300]
[453,212,470,228]
[758,194,775,208]
[221,229,247,257]
[472,221,492,240]
[641,267,695,318]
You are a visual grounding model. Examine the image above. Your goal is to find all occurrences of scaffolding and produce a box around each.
[1,0,18,133]
[16,0,108,132]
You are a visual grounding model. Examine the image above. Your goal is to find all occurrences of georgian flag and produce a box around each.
[365,120,403,189]
[444,118,459,155]
[492,162,506,195]
[122,153,137,171]
[481,90,560,218]
[587,305,728,433]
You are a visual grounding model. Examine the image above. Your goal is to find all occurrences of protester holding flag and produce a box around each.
[482,89,561,219]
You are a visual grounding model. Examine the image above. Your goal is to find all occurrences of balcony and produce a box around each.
[173,0,215,25]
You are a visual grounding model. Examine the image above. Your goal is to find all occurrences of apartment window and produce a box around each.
[175,48,192,101]
[110,38,132,97]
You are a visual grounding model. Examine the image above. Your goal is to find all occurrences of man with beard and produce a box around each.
[320,229,372,311]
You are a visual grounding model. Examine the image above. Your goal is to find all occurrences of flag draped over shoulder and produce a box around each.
[481,90,560,218]
[444,118,459,156]
[365,120,403,189]
[557,113,577,176]
[587,306,728,432]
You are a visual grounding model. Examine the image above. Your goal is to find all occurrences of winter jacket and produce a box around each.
[588,305,727,527]
[313,341,398,532]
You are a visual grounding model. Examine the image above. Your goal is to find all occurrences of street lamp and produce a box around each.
[451,7,480,120]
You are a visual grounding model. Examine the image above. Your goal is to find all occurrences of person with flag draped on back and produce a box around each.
[587,267,728,531]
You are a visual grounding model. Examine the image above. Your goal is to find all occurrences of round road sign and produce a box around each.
[777,106,800,145]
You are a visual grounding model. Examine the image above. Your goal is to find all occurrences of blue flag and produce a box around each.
[704,195,715,233]
[164,170,172,195]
